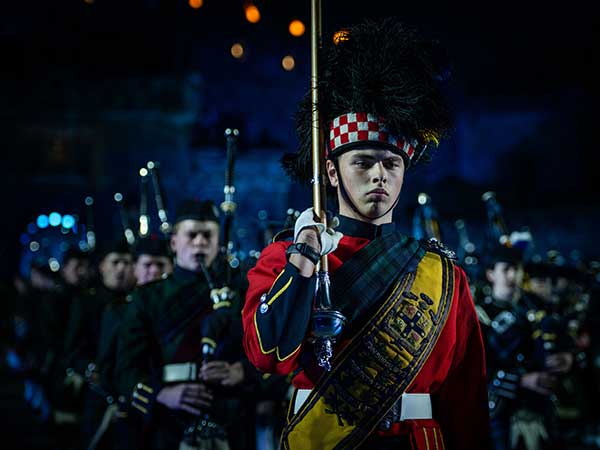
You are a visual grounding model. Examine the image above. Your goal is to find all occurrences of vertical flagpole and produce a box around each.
[310,0,346,371]
[310,0,327,263]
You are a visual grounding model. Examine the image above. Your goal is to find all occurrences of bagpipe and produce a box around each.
[180,129,243,450]
[220,128,241,279]
[412,192,442,242]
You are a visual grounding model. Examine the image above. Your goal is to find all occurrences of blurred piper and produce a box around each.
[61,239,135,449]
[479,247,574,450]
[132,236,173,286]
[115,199,258,450]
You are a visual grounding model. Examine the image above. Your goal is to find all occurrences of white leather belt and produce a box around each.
[162,362,197,383]
[293,389,432,421]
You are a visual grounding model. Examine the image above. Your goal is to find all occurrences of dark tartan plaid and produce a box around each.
[158,280,212,346]
[331,231,425,326]
[158,256,232,346]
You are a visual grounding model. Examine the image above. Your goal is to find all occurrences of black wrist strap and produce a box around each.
[286,242,320,265]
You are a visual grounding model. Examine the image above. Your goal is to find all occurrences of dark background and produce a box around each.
[2,0,598,280]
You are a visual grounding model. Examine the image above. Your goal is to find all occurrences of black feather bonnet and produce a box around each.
[283,17,453,183]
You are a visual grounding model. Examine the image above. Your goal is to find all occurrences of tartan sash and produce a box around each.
[158,256,234,346]
[158,279,212,347]
[282,251,455,450]
[330,231,424,326]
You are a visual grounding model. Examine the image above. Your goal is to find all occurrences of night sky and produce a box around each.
[1,0,598,279]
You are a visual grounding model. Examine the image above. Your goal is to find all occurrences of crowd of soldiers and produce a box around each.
[1,199,291,450]
[415,192,600,450]
[473,244,600,450]
[2,190,598,450]
[2,15,599,450]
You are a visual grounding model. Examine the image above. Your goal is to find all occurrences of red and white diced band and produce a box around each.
[328,112,416,160]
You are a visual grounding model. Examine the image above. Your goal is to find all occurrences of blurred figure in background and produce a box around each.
[0,263,57,450]
[132,236,173,286]
[116,199,259,450]
[48,248,94,449]
[478,248,576,450]
[61,247,94,291]
[61,239,135,449]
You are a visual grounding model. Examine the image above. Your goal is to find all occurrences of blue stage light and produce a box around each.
[62,214,76,229]
[36,215,49,229]
[49,212,62,227]
[27,223,37,234]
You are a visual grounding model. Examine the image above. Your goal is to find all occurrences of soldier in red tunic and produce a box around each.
[242,18,491,450]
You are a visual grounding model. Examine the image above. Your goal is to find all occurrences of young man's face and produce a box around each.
[99,252,135,291]
[134,254,173,286]
[486,261,519,301]
[170,219,220,272]
[327,149,405,223]
[61,257,92,288]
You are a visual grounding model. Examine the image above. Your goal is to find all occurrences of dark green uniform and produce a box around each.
[1,283,54,450]
[62,285,132,449]
[477,290,577,450]
[115,257,258,450]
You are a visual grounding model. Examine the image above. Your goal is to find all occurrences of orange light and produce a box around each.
[245,4,261,23]
[282,55,295,71]
[333,30,350,45]
[189,0,203,9]
[84,0,94,4]
[288,20,305,37]
[231,43,244,59]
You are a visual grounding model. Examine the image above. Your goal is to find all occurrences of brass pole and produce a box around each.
[310,0,328,272]
[308,0,345,371]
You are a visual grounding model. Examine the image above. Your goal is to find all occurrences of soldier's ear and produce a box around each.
[326,159,338,188]
[485,268,495,284]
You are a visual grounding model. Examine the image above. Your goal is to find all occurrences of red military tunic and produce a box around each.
[242,218,490,450]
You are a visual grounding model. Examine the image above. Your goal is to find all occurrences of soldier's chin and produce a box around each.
[362,202,389,218]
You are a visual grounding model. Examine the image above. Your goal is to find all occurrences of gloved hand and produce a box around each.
[294,208,343,256]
